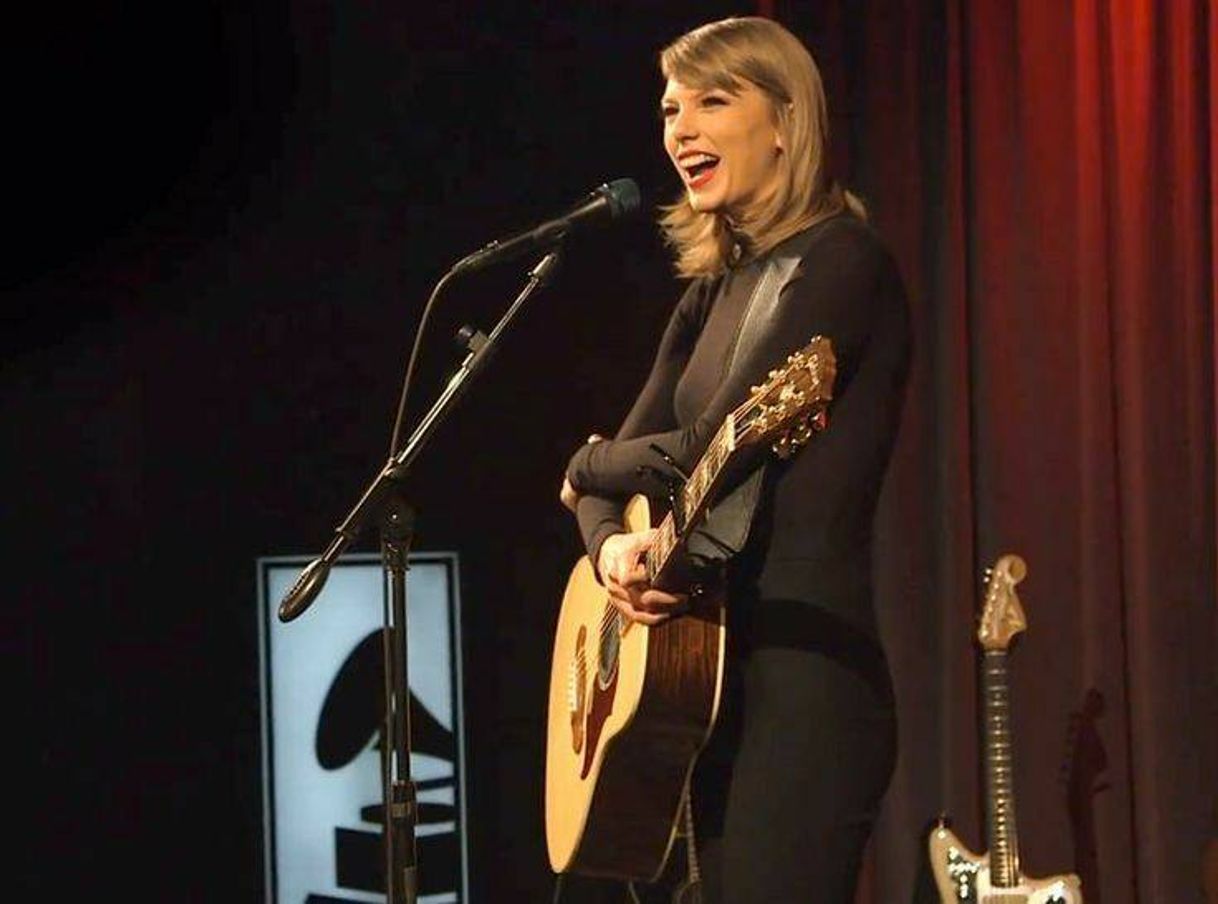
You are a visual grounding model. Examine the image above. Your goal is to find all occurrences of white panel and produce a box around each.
[259,553,466,904]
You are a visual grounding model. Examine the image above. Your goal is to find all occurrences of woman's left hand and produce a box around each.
[598,530,689,626]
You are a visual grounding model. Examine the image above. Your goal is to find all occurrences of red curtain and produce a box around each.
[774,2,1216,902]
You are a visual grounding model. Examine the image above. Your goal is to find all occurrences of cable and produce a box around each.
[386,265,460,459]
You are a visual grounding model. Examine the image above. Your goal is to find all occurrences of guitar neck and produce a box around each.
[981,649,1022,886]
[639,334,836,586]
[645,415,737,583]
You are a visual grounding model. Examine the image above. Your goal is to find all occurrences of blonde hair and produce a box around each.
[659,17,866,277]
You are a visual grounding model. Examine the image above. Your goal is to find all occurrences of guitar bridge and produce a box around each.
[568,627,588,754]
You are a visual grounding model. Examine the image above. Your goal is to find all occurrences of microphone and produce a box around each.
[452,178,640,274]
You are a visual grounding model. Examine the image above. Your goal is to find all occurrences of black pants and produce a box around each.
[686,598,897,903]
[559,599,896,904]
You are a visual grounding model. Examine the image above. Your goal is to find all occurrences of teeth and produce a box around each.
[682,153,719,170]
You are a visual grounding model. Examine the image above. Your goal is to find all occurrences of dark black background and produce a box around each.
[3,3,782,900]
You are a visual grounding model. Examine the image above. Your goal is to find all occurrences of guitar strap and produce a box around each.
[684,221,827,572]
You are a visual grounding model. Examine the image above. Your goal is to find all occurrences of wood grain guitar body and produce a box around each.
[545,496,726,880]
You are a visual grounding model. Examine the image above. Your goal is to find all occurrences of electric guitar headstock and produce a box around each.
[735,335,837,459]
[977,554,1029,652]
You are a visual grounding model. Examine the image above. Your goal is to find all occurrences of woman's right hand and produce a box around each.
[597,531,688,626]
[559,433,605,514]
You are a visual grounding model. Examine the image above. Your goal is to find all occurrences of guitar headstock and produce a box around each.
[736,335,837,459]
[977,554,1029,651]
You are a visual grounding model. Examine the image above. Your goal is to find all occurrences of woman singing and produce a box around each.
[560,17,910,903]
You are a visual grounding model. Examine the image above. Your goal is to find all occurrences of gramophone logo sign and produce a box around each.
[259,553,467,903]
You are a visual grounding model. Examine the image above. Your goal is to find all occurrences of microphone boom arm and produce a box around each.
[276,248,562,623]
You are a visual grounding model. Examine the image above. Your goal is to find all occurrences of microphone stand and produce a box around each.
[278,248,563,904]
[379,491,418,904]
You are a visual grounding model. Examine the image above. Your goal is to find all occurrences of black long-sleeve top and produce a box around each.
[566,214,910,636]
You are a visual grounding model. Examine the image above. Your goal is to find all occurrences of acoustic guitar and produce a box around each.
[928,554,1084,903]
[545,335,837,880]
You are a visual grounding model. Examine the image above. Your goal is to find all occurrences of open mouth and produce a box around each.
[681,153,720,189]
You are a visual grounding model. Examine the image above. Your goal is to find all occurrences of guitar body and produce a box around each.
[929,821,1083,904]
[545,495,727,880]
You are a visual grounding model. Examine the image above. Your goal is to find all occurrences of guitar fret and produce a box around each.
[648,517,678,582]
[685,425,728,515]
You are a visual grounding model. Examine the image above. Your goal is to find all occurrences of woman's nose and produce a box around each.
[669,108,698,141]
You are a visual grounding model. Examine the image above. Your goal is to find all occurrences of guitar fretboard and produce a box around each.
[982,650,1022,887]
[645,416,738,583]
[682,417,735,517]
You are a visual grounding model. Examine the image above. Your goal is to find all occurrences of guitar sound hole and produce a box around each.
[598,614,620,689]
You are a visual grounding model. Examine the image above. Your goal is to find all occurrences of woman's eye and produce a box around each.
[702,94,728,107]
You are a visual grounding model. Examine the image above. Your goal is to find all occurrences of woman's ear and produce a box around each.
[775,103,794,151]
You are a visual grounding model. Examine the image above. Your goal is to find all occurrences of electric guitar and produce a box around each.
[545,335,837,880]
[928,554,1084,903]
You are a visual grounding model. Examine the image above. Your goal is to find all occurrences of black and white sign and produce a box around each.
[259,553,468,903]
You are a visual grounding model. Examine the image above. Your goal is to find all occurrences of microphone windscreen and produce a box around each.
[603,178,641,218]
